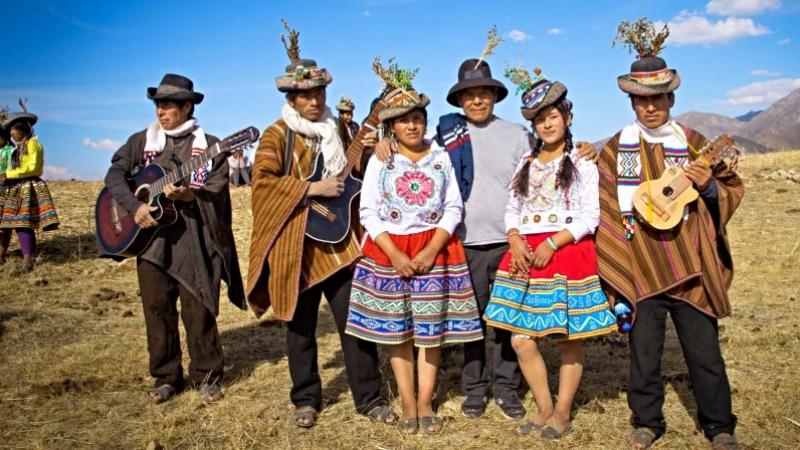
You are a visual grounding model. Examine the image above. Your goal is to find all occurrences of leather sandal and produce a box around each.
[517,420,545,436]
[419,416,444,435]
[293,406,319,428]
[711,433,739,450]
[365,404,398,425]
[198,383,223,404]
[396,417,418,436]
[540,422,573,440]
[148,384,178,404]
[629,427,658,449]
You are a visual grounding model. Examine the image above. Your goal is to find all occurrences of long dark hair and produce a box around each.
[512,99,577,198]
[9,121,34,170]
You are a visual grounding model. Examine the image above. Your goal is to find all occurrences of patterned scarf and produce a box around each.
[435,113,474,200]
[616,118,690,216]
[143,118,210,188]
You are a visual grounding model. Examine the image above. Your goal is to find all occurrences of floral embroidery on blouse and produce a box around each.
[396,171,435,207]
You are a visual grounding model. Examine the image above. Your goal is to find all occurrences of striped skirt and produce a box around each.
[0,177,60,231]
[484,232,616,340]
[345,229,483,348]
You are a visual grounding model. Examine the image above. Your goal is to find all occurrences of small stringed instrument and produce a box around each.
[633,134,737,230]
[95,126,259,257]
[303,100,386,243]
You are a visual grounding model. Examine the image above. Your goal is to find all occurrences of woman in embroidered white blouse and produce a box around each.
[345,86,483,436]
[483,70,616,440]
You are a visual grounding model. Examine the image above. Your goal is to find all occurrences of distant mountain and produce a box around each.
[735,110,762,122]
[739,88,800,150]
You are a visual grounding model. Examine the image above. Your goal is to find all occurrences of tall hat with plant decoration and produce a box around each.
[274,19,333,93]
[372,57,429,122]
[336,96,355,112]
[504,66,570,120]
[613,18,680,96]
[446,26,509,106]
[2,98,38,130]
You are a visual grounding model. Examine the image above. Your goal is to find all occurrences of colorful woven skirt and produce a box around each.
[0,177,60,231]
[345,229,483,348]
[484,232,615,340]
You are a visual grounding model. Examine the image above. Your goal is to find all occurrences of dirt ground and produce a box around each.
[0,151,798,449]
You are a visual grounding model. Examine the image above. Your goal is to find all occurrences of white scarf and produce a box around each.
[616,118,689,215]
[281,103,346,177]
[143,118,211,188]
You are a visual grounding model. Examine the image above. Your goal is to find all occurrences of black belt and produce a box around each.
[463,242,508,251]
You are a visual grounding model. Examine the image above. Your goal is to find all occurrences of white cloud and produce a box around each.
[507,29,531,42]
[82,137,120,151]
[43,165,78,180]
[705,0,781,16]
[778,38,791,45]
[547,28,564,36]
[722,78,800,107]
[750,69,781,76]
[661,11,770,45]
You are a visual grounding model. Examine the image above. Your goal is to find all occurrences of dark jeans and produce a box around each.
[287,268,382,413]
[462,243,522,400]
[137,259,224,389]
[629,297,737,440]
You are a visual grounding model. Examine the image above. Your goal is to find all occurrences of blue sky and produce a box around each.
[1,0,798,179]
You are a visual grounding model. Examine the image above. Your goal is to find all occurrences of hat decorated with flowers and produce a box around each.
[274,20,333,93]
[336,96,355,112]
[613,18,680,96]
[372,57,430,122]
[505,66,569,120]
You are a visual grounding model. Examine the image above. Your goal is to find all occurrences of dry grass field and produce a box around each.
[1,151,798,449]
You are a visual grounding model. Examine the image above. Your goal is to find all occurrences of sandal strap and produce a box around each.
[630,427,657,448]
[366,404,397,424]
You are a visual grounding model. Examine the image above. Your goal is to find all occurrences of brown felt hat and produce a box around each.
[147,73,204,104]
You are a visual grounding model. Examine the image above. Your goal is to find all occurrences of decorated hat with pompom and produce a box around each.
[613,18,680,96]
[505,66,569,120]
[274,20,333,93]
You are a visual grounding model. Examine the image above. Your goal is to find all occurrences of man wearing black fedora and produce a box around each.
[596,20,742,450]
[104,73,246,405]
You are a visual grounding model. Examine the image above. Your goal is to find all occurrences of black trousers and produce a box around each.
[287,268,382,413]
[137,260,224,388]
[629,297,737,440]
[462,244,522,399]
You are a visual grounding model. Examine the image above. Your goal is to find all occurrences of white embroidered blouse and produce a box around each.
[504,152,600,242]
[360,143,463,239]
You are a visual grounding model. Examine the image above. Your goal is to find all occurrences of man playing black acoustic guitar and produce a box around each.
[104,73,245,405]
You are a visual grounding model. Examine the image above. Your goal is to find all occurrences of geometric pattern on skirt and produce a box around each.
[346,230,484,348]
[0,177,60,231]
[484,233,615,340]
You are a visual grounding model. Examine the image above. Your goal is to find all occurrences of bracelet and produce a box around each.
[546,237,559,251]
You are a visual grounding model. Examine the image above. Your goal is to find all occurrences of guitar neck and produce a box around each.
[336,102,385,181]
[150,143,222,195]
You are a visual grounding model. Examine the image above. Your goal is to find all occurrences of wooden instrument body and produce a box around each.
[633,166,698,230]
[95,164,178,257]
[632,134,735,230]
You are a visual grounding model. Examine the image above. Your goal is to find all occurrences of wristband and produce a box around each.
[546,237,559,251]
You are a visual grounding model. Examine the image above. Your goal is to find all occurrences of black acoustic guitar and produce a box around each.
[304,101,385,243]
[95,126,259,257]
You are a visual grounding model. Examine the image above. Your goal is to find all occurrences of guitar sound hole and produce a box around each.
[662,186,674,197]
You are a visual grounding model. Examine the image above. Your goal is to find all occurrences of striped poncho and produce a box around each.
[596,125,744,319]
[246,119,361,320]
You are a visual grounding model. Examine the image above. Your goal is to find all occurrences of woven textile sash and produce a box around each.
[435,113,474,200]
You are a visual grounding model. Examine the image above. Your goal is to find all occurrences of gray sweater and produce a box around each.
[457,116,531,246]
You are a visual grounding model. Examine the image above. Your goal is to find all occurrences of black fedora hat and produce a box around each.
[446,59,509,107]
[147,73,204,104]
